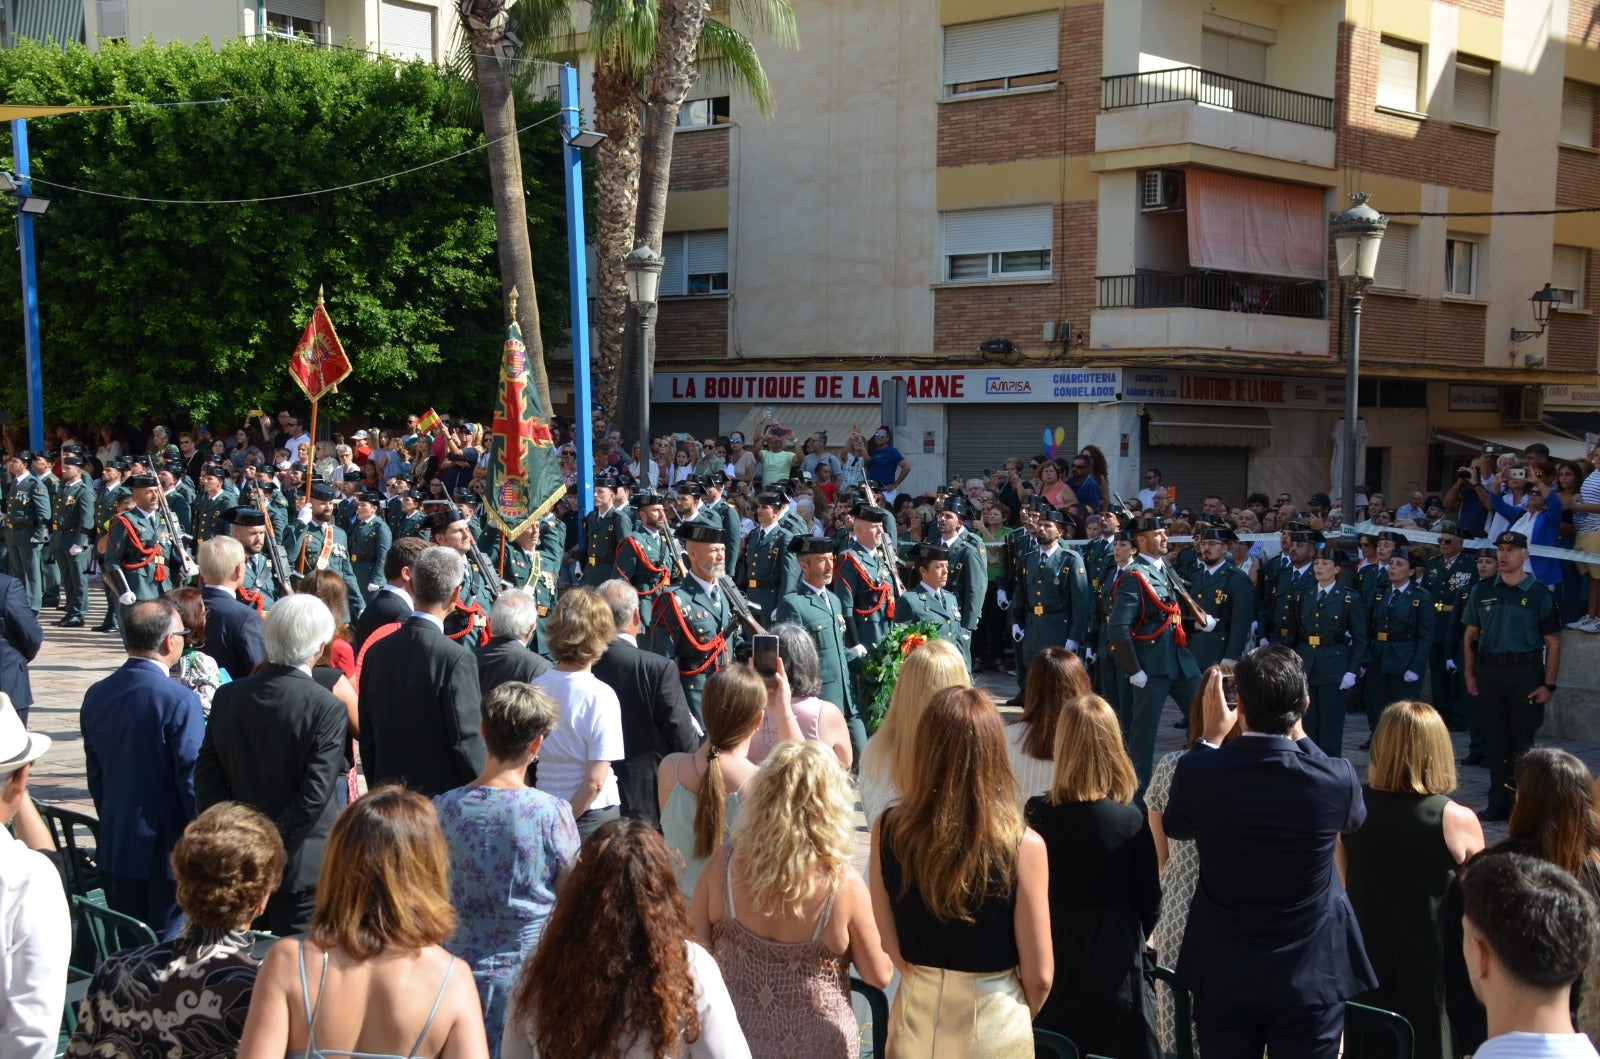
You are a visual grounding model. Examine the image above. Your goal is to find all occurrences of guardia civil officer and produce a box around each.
[1461,530,1560,822]
[1008,506,1090,690]
[1364,550,1435,734]
[1185,524,1256,671]
[1289,537,1366,757]
[654,521,740,722]
[773,535,865,760]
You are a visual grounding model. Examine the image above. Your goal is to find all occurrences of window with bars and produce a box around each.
[941,13,1058,97]
[1445,237,1479,297]
[1562,81,1595,148]
[941,205,1053,282]
[1378,38,1423,113]
[1373,224,1414,291]
[1553,245,1586,309]
[1453,56,1494,126]
[661,230,730,297]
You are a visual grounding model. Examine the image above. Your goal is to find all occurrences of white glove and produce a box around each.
[1065,639,1079,654]
[296,505,314,524]
[1446,659,1458,673]
[1198,614,1218,633]
[1404,670,1420,683]
[959,629,971,642]
[1011,624,1025,643]
[1130,670,1148,689]
[996,589,1010,610]
[1258,637,1269,648]
[1084,647,1097,664]
[118,591,137,606]
[365,582,381,594]
[68,544,83,556]
[1221,657,1237,668]
[847,644,867,660]
[1339,672,1357,691]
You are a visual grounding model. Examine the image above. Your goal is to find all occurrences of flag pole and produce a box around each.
[303,284,325,505]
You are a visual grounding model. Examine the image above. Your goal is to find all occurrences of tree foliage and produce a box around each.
[0,37,571,429]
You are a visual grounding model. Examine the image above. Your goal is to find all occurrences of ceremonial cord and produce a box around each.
[26,110,564,205]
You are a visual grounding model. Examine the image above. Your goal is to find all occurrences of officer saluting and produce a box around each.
[1185,524,1256,671]
[1462,530,1561,822]
[774,535,865,761]
[1289,534,1366,757]
[655,521,740,723]
[1364,549,1435,736]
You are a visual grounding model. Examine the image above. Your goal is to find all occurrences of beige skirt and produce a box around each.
[887,963,1034,1059]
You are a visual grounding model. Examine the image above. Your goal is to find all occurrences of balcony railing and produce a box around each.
[1098,271,1327,320]
[1101,67,1335,130]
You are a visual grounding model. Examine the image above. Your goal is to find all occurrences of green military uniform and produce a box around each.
[106,496,176,602]
[5,471,50,612]
[1423,545,1476,729]
[937,517,988,663]
[1107,535,1200,794]
[1463,533,1559,818]
[1260,555,1315,646]
[162,483,192,542]
[833,535,897,664]
[1365,570,1435,730]
[1083,535,1116,609]
[773,535,863,761]
[734,519,796,624]
[706,495,742,550]
[1009,531,1091,689]
[49,471,96,625]
[398,509,426,539]
[617,518,677,655]
[349,515,393,605]
[240,551,277,611]
[36,469,60,608]
[283,519,365,621]
[1095,559,1133,716]
[898,582,964,655]
[656,527,740,722]
[1290,572,1368,757]
[263,486,290,541]
[191,486,233,549]
[484,514,564,659]
[1185,538,1256,672]
[581,504,627,587]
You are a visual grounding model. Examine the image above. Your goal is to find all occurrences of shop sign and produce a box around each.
[652,368,1122,404]
[1121,370,1345,408]
[1542,384,1600,408]
[1447,384,1501,412]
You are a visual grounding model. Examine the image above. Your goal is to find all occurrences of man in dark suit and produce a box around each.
[1163,645,1375,1059]
[476,588,552,696]
[357,546,486,796]
[194,594,347,935]
[353,536,426,653]
[594,579,699,827]
[0,569,42,726]
[79,599,205,939]
[196,536,265,680]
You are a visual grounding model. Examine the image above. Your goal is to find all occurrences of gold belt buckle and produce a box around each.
[1307,635,1322,646]
[1376,632,1389,642]
[1033,604,1044,616]
[1437,603,1453,612]
[588,556,596,565]
[537,605,549,617]
[748,579,758,589]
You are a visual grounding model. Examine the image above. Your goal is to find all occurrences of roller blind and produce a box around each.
[267,0,324,22]
[943,205,1052,256]
[380,1,434,62]
[1373,224,1413,291]
[1202,29,1267,82]
[1563,81,1595,147]
[686,67,731,102]
[942,12,1058,91]
[96,0,126,38]
[1378,38,1421,112]
[1454,57,1493,125]
[1553,245,1586,307]
[661,231,729,296]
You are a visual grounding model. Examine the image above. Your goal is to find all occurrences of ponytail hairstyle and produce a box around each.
[693,665,766,859]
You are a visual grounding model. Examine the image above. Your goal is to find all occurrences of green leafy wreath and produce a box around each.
[859,621,942,735]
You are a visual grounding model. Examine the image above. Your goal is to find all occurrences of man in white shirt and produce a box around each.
[1460,852,1600,1059]
[0,695,66,1059]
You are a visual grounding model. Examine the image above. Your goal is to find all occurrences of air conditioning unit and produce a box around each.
[1140,169,1185,212]
[1502,385,1545,425]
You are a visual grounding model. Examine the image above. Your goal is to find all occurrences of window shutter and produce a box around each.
[684,231,729,276]
[1201,30,1229,74]
[97,0,126,37]
[1378,39,1421,111]
[686,67,731,102]
[943,205,1052,256]
[267,0,324,22]
[1553,245,1586,307]
[942,12,1058,90]
[1454,58,1493,125]
[659,233,687,297]
[380,0,434,63]
[1373,225,1412,290]
[1227,36,1267,82]
[1563,81,1595,147]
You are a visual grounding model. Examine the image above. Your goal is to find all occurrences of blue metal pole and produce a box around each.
[12,120,43,453]
[560,64,594,518]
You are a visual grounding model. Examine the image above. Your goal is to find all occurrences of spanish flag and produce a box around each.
[415,408,442,435]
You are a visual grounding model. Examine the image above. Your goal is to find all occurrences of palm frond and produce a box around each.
[696,20,774,117]
[724,0,798,49]
[585,0,660,76]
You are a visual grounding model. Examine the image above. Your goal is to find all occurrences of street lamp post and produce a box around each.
[1331,193,1388,533]
[625,245,663,485]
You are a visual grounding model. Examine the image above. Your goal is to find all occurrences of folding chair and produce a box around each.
[1344,1000,1414,1059]
[850,976,889,1058]
[32,800,104,900]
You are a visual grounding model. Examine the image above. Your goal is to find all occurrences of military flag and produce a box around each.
[288,287,352,402]
[485,289,565,537]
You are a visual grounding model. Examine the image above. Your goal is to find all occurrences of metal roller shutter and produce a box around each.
[1139,445,1249,514]
[942,12,1058,89]
[381,0,435,63]
[947,406,1077,484]
[267,0,324,21]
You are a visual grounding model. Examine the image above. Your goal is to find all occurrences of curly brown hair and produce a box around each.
[508,819,700,1058]
[171,803,285,929]
[164,586,208,649]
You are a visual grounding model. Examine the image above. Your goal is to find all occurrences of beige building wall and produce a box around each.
[731,0,938,359]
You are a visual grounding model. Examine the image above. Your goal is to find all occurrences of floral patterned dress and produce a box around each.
[1146,750,1201,1057]
[433,785,580,1059]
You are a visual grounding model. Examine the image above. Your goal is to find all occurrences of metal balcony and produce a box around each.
[1101,67,1335,130]
[1098,271,1328,320]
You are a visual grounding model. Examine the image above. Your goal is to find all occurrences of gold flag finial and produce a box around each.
[509,286,520,321]
[317,284,325,305]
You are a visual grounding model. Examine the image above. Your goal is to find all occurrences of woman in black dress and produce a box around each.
[1025,692,1160,1059]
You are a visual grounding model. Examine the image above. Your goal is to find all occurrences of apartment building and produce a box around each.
[632,0,1600,505]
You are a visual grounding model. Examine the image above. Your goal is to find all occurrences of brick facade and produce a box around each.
[1359,294,1488,370]
[654,297,728,361]
[667,126,730,193]
[1547,248,1599,373]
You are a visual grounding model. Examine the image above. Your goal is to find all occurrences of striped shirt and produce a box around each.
[1578,470,1600,536]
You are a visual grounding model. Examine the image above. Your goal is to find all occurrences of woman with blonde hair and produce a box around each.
[1345,700,1483,1059]
[532,588,624,839]
[237,786,488,1059]
[1005,647,1092,804]
[870,686,1052,1054]
[1025,694,1158,1058]
[856,638,970,824]
[693,741,893,1056]
[660,663,797,895]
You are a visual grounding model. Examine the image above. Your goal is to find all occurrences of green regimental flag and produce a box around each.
[485,289,565,537]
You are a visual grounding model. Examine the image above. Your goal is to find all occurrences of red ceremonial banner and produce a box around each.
[289,290,353,403]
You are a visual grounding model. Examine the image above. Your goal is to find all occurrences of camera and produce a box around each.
[1509,468,1527,481]
[1456,467,1472,480]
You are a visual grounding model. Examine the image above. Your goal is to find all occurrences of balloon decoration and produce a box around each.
[1041,427,1067,459]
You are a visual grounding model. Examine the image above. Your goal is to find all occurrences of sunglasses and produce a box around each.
[1072,463,1088,470]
